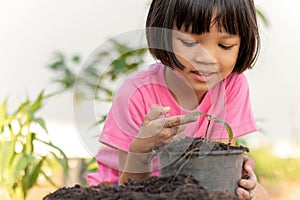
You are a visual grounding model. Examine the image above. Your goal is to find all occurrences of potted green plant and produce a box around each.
[157,112,249,194]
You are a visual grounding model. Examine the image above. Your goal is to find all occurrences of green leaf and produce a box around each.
[0,140,16,179]
[34,118,48,133]
[40,170,59,188]
[85,157,97,173]
[31,91,45,112]
[49,60,64,70]
[36,138,69,173]
[25,157,46,190]
[25,132,35,154]
[14,100,30,116]
[213,119,233,143]
[0,100,7,129]
[95,85,113,97]
[72,55,81,64]
[49,152,69,174]
[97,115,107,125]
[87,115,107,130]
[256,8,269,27]
[9,153,30,181]
[112,39,131,54]
[48,52,65,70]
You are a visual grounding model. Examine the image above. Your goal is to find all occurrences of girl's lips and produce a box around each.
[191,71,216,82]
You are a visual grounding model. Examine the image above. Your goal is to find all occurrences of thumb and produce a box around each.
[243,155,256,173]
[142,105,170,126]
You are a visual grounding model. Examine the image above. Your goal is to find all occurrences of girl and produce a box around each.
[88,0,269,199]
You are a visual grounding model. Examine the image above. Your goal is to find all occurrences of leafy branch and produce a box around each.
[0,91,69,200]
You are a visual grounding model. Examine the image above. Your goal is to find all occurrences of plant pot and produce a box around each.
[157,138,248,194]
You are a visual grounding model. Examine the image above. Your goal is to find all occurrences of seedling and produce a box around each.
[185,111,233,144]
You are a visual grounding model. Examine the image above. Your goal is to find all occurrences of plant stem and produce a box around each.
[204,115,212,139]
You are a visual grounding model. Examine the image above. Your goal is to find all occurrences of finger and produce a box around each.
[249,171,257,183]
[138,116,179,140]
[142,106,170,126]
[239,177,257,191]
[243,155,256,172]
[236,187,252,200]
[155,125,186,149]
[242,167,257,182]
[171,126,186,142]
[168,125,186,138]
[161,126,182,139]
[153,127,179,148]
[156,125,183,141]
[177,124,186,133]
[164,114,197,128]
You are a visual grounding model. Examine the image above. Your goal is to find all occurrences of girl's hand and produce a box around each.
[129,105,197,154]
[236,155,257,200]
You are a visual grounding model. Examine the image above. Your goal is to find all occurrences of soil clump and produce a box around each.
[43,174,239,200]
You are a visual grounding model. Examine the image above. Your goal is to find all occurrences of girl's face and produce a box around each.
[171,23,241,93]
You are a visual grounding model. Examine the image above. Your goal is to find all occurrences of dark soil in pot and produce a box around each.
[43,174,239,200]
[158,137,249,194]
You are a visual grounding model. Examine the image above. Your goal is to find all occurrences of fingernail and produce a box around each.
[241,180,247,187]
[164,106,171,112]
[246,165,252,171]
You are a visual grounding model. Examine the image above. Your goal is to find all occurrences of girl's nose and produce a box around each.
[194,45,216,64]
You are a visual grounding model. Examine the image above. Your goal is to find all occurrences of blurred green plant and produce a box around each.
[249,147,300,183]
[0,92,69,200]
[48,39,148,124]
[256,8,269,27]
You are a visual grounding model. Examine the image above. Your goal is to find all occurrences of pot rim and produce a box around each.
[158,149,245,157]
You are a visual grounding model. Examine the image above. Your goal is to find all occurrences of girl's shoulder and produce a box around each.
[225,72,247,82]
[124,62,165,85]
[114,62,166,98]
[223,73,248,89]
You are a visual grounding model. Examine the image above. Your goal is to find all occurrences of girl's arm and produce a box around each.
[118,105,197,185]
[118,149,152,185]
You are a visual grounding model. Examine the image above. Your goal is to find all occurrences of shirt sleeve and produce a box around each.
[99,79,147,152]
[225,73,258,138]
[208,73,258,139]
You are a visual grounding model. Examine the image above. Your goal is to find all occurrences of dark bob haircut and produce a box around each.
[146,0,260,73]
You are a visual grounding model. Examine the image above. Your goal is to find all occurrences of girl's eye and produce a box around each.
[180,40,197,47]
[218,44,233,50]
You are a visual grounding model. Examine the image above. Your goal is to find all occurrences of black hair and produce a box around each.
[146,0,260,73]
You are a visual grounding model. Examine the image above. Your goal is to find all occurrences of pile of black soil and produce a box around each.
[43,174,239,200]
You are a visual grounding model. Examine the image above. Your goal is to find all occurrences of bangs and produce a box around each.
[175,0,240,35]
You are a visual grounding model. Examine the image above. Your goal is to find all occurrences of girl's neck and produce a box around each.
[164,66,206,110]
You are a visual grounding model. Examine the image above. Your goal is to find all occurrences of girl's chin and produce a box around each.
[192,80,218,92]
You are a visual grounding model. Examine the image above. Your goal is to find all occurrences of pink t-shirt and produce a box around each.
[87,62,257,186]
